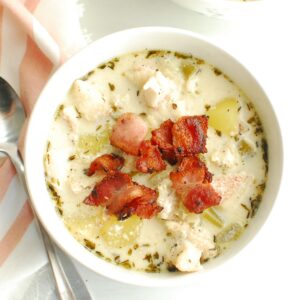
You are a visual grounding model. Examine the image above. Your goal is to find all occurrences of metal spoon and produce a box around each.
[0,77,92,300]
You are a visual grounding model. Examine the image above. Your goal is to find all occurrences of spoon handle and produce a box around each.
[0,143,92,300]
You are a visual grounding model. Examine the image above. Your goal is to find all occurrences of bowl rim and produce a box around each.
[24,26,283,287]
[170,0,270,19]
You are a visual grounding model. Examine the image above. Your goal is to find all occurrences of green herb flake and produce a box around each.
[240,203,251,218]
[247,102,253,111]
[145,50,163,58]
[255,126,263,135]
[46,141,51,152]
[239,140,253,155]
[181,63,196,80]
[84,239,95,250]
[54,105,64,120]
[205,104,211,111]
[82,70,95,81]
[172,103,177,110]
[98,63,106,69]
[215,129,222,137]
[144,254,152,262]
[261,138,268,166]
[196,58,205,65]
[247,116,256,124]
[108,82,115,91]
[74,106,82,118]
[213,67,222,76]
[257,182,266,193]
[95,251,104,258]
[119,260,132,269]
[56,207,63,216]
[167,264,178,273]
[47,181,60,199]
[250,195,262,218]
[107,61,115,70]
[174,52,192,59]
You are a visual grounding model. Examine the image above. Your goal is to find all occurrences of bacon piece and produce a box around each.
[84,172,131,207]
[116,185,162,220]
[172,116,208,157]
[170,156,220,213]
[151,119,177,164]
[110,113,148,155]
[84,172,161,219]
[177,156,212,184]
[136,141,166,173]
[184,185,221,214]
[86,153,124,176]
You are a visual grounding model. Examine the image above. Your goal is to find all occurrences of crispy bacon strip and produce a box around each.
[110,113,148,155]
[172,116,208,157]
[86,153,124,176]
[151,119,177,165]
[84,172,161,219]
[136,141,166,173]
[170,156,220,213]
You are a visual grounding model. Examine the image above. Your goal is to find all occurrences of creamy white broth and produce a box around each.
[44,50,267,273]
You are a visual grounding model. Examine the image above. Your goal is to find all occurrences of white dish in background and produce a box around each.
[170,0,269,20]
[24,27,283,287]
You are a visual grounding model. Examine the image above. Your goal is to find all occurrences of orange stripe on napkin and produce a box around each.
[0,159,16,203]
[0,200,34,266]
[0,5,3,59]
[19,36,53,115]
[24,0,40,12]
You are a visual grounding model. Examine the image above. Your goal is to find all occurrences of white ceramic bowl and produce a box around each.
[24,27,283,287]
[170,0,269,20]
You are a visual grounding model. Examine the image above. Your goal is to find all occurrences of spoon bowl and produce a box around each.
[0,77,91,299]
[0,78,25,145]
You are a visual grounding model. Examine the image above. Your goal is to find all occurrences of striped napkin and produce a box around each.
[0,0,87,295]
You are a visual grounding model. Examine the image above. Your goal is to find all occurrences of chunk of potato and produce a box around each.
[208,98,239,136]
[77,130,110,155]
[65,207,104,237]
[100,215,142,248]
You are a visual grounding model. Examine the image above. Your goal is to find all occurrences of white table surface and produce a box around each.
[63,0,300,299]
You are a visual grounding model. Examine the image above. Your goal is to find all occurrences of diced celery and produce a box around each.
[239,139,253,155]
[215,223,244,244]
[202,207,224,228]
